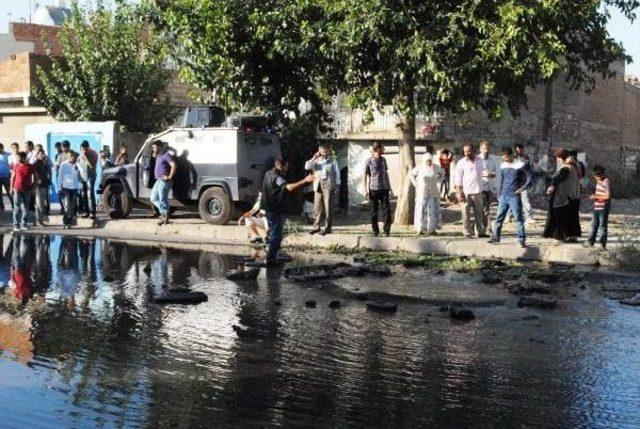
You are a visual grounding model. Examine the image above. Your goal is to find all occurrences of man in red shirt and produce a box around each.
[10,152,35,232]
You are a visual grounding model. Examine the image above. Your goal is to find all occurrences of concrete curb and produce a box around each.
[12,216,612,267]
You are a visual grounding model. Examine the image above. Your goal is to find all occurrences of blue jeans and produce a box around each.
[80,176,97,215]
[588,207,610,247]
[266,211,284,265]
[150,179,172,215]
[61,188,78,226]
[12,191,31,227]
[492,194,526,243]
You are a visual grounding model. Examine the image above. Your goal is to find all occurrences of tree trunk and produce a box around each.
[394,111,416,225]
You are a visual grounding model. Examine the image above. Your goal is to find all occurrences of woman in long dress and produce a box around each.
[543,148,581,241]
[409,153,443,235]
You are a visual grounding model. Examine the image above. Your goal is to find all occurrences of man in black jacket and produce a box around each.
[260,157,314,266]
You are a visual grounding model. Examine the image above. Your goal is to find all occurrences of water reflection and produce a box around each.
[0,235,637,428]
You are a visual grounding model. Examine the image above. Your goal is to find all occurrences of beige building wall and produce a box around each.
[0,110,56,144]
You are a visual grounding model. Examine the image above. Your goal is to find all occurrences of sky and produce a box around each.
[1,0,639,76]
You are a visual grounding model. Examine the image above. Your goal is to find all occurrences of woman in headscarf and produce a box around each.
[409,153,443,235]
[543,148,581,241]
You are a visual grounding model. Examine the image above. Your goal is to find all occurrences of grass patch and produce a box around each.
[614,218,640,272]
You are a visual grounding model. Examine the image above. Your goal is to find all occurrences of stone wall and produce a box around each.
[331,62,640,196]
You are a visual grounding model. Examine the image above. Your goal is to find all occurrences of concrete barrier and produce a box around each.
[5,215,607,267]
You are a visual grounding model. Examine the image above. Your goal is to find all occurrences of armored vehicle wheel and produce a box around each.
[199,187,231,225]
[102,182,132,219]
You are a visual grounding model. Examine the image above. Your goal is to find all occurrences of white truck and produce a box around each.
[98,125,281,225]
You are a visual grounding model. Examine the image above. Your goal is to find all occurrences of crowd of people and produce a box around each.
[249,140,613,266]
[0,138,612,268]
[0,140,131,231]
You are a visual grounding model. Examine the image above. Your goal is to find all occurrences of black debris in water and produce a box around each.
[620,294,640,306]
[226,268,260,282]
[518,294,558,309]
[366,301,398,313]
[305,300,317,308]
[449,306,475,321]
[232,324,258,338]
[328,300,341,309]
[153,291,208,305]
[285,263,392,283]
[522,315,540,321]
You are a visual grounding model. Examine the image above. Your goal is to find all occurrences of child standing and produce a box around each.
[57,152,80,229]
[587,165,611,249]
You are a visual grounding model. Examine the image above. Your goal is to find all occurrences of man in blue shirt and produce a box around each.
[488,147,532,248]
[0,143,12,210]
[150,141,177,226]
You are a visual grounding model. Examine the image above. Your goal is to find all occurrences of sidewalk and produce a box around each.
[0,201,624,267]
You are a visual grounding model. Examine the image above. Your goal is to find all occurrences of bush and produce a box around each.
[614,218,640,271]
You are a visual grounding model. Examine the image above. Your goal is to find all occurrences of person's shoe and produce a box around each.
[309,228,321,235]
[12,227,20,233]
[464,234,472,239]
[82,213,90,219]
[163,212,171,225]
[564,237,578,243]
[487,238,499,244]
[429,231,439,236]
[583,242,594,248]
[372,231,380,237]
[384,231,390,237]
[63,224,70,230]
[477,233,489,238]
[90,214,96,220]
[323,228,332,235]
[250,237,264,244]
[157,218,164,226]
[519,241,527,248]
[20,224,28,231]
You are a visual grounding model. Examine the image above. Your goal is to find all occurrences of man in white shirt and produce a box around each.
[478,140,500,233]
[454,144,488,238]
[305,143,341,235]
[57,152,80,229]
[25,141,38,164]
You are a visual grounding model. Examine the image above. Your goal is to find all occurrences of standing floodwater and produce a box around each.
[0,234,639,428]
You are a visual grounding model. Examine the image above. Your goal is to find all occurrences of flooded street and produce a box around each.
[0,234,639,428]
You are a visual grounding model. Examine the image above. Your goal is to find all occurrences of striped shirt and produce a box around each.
[594,178,610,211]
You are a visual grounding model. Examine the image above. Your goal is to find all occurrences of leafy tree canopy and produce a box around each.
[149,0,341,127]
[36,0,174,133]
[152,0,638,223]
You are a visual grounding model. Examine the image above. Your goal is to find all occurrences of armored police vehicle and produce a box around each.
[98,111,280,225]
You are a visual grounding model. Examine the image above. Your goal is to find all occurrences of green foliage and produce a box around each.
[35,0,174,133]
[152,0,637,224]
[317,0,638,119]
[283,219,304,236]
[150,0,339,126]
